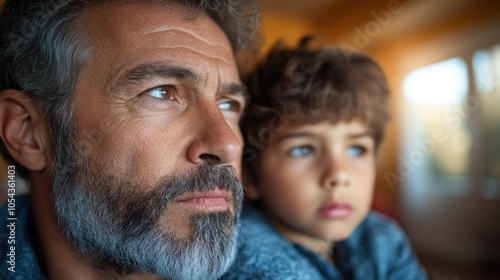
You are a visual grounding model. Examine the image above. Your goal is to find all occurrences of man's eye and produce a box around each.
[288,146,314,158]
[347,145,366,157]
[145,85,175,100]
[218,99,242,112]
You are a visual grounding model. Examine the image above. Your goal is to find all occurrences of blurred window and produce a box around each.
[402,45,500,199]
[473,46,500,199]
[402,57,470,196]
[404,58,468,105]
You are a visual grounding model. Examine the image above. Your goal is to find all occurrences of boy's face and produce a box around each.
[249,120,376,250]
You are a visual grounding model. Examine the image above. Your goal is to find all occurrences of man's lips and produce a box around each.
[175,188,232,211]
[317,203,353,218]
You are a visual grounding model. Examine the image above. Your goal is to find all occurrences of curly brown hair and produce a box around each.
[241,36,390,180]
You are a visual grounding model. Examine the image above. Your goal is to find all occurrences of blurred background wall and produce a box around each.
[1,0,499,279]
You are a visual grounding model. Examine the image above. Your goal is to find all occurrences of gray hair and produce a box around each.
[0,0,260,177]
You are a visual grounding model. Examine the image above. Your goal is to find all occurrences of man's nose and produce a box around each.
[186,104,241,165]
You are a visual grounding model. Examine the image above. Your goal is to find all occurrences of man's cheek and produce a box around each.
[233,157,243,179]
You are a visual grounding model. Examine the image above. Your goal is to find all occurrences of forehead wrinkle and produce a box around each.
[141,28,232,64]
[144,28,228,49]
[145,46,232,65]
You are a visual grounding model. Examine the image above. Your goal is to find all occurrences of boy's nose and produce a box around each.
[320,159,350,189]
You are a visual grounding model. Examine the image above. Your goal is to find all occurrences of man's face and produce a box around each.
[51,2,245,279]
[75,2,245,205]
[254,120,375,253]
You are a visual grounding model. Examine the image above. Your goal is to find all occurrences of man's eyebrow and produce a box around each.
[220,83,249,100]
[114,63,198,90]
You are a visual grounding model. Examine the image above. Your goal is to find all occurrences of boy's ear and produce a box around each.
[0,89,49,172]
[245,181,261,201]
[243,167,261,200]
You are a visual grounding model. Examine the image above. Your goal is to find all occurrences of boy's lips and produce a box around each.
[317,202,353,218]
[175,188,232,211]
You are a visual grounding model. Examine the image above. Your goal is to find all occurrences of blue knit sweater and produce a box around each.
[0,196,427,279]
[222,204,428,280]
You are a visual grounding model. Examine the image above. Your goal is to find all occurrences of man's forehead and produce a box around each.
[77,1,239,92]
[81,2,233,55]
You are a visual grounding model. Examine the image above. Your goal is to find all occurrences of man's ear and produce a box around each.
[0,89,49,172]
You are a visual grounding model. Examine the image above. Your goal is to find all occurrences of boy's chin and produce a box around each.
[325,233,351,242]
[321,225,358,242]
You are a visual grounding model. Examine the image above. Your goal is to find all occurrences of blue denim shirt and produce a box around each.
[222,204,428,280]
[1,195,47,280]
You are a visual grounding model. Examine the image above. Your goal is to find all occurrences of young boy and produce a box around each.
[223,37,427,279]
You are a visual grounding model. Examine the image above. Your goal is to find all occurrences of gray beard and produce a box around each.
[50,122,243,279]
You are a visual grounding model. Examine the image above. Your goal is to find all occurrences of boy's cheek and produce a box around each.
[355,186,375,217]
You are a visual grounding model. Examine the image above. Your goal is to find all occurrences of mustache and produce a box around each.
[106,163,244,238]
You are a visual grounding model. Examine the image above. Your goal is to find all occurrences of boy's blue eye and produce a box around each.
[288,146,314,158]
[347,145,366,157]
